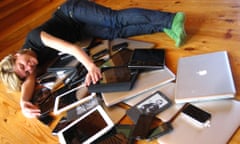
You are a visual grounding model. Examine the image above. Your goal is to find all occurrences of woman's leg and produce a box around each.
[84,23,167,40]
[62,0,174,30]
[62,0,186,46]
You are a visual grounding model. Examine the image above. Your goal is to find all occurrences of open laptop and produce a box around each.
[102,66,175,106]
[175,51,236,103]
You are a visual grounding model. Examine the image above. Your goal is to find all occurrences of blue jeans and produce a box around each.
[60,0,175,39]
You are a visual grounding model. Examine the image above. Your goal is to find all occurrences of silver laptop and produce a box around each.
[175,51,236,103]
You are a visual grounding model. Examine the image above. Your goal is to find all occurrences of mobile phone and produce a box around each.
[147,122,173,140]
[131,114,154,140]
[38,112,54,125]
[52,117,72,135]
[115,124,134,139]
[92,49,109,60]
[182,103,211,127]
[112,42,128,51]
[126,107,142,124]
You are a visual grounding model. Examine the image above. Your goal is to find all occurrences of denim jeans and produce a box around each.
[60,0,175,39]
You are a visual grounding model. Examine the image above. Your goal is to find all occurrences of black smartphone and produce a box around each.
[126,107,142,124]
[52,117,72,135]
[38,112,54,125]
[112,42,128,51]
[115,124,134,139]
[147,122,173,140]
[131,114,154,140]
[92,49,109,60]
[182,103,211,127]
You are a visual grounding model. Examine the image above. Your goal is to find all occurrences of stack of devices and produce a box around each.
[87,41,173,107]
[88,48,139,92]
[33,53,89,124]
[118,50,237,143]
[96,48,175,106]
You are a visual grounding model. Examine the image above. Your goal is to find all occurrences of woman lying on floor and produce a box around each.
[0,0,186,118]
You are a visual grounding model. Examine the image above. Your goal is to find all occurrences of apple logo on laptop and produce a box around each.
[197,70,207,76]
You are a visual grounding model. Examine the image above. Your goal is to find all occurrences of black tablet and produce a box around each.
[128,48,165,69]
[88,67,139,92]
[100,48,133,68]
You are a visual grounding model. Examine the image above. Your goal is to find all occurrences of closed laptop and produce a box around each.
[175,51,236,103]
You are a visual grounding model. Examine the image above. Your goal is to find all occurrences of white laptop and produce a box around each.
[175,51,236,103]
[58,105,114,144]
[102,66,175,106]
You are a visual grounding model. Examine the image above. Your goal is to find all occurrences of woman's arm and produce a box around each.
[20,72,41,118]
[40,31,102,86]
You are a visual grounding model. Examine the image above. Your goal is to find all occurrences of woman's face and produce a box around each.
[13,51,38,79]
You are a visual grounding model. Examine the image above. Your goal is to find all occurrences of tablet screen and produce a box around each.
[101,48,133,68]
[100,67,133,84]
[60,106,113,144]
[57,86,89,110]
[53,85,97,115]
[128,48,165,69]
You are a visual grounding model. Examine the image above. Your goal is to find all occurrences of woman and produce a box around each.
[0,0,186,118]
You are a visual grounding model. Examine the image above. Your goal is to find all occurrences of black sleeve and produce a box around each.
[22,28,58,66]
[23,27,44,50]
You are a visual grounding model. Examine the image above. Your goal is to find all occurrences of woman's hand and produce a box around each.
[20,101,41,118]
[84,63,102,86]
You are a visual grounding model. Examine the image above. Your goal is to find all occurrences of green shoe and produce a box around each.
[163,12,187,47]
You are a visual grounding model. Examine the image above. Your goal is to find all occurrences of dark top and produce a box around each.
[22,9,85,67]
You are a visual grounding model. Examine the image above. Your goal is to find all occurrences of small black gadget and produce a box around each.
[88,67,139,92]
[147,122,173,140]
[182,103,211,127]
[128,48,165,69]
[112,42,128,51]
[130,114,154,140]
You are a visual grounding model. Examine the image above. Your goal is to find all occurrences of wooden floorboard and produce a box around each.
[0,0,239,144]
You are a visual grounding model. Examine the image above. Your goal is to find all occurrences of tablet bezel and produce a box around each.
[57,105,114,144]
[53,84,96,115]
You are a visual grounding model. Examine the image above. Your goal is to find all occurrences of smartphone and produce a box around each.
[38,112,54,125]
[126,107,142,124]
[115,124,134,139]
[147,122,173,140]
[112,42,128,51]
[182,103,211,127]
[52,117,72,135]
[92,49,109,60]
[131,114,154,140]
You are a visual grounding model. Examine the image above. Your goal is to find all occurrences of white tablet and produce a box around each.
[58,105,114,144]
[53,84,96,115]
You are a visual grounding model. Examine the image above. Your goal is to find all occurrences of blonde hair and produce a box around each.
[0,54,23,91]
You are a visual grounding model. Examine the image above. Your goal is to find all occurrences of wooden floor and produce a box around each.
[0,0,240,143]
